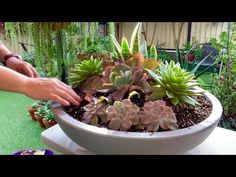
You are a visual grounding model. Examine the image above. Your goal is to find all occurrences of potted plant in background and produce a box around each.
[43,111,57,129]
[183,38,202,63]
[27,101,48,121]
[52,23,222,154]
[35,106,48,128]
[28,102,39,121]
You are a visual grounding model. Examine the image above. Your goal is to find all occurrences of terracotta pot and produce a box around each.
[187,54,195,62]
[52,91,223,154]
[43,119,57,129]
[35,115,46,128]
[28,107,37,121]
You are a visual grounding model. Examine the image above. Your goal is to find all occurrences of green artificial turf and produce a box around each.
[0,91,52,155]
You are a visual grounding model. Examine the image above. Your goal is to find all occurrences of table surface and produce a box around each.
[41,124,236,155]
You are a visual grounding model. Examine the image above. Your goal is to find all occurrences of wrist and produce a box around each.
[19,77,34,95]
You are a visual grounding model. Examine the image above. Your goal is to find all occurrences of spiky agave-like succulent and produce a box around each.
[146,60,204,106]
[68,58,103,87]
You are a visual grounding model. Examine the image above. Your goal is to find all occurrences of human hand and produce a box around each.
[6,57,39,78]
[24,77,81,106]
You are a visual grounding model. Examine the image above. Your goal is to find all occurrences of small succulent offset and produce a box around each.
[146,60,204,106]
[109,64,132,89]
[106,99,140,131]
[137,100,178,132]
[68,57,103,87]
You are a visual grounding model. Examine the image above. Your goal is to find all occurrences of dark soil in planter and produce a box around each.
[64,89,213,132]
[167,96,212,128]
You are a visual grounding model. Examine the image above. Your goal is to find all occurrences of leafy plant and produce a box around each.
[183,38,203,62]
[106,22,115,52]
[68,57,103,87]
[21,51,36,67]
[44,111,55,121]
[110,22,142,61]
[35,106,48,117]
[209,23,236,128]
[176,44,214,78]
[157,50,173,62]
[140,42,158,60]
[146,60,204,106]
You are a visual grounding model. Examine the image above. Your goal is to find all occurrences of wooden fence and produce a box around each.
[116,22,228,49]
[0,22,228,55]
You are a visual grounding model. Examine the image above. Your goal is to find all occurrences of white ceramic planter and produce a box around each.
[52,90,222,154]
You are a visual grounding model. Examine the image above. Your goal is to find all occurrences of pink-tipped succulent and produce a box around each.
[106,99,140,131]
[137,100,178,132]
[82,102,108,125]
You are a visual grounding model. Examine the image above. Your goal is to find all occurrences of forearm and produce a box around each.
[0,44,12,62]
[0,66,81,106]
[0,66,29,94]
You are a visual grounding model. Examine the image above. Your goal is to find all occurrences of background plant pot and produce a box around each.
[43,119,57,129]
[28,107,37,121]
[187,54,195,62]
[52,90,222,154]
[35,115,46,128]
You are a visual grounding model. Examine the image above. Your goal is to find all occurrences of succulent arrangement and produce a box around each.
[65,23,211,133]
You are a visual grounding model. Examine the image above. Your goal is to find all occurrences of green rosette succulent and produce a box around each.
[146,60,204,106]
[68,58,103,87]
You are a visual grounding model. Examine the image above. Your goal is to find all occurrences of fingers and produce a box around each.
[54,88,80,106]
[31,66,40,78]
[57,79,73,89]
[26,75,82,106]
[21,64,34,78]
[20,62,40,78]
[53,78,81,103]
[58,82,81,102]
[51,94,70,106]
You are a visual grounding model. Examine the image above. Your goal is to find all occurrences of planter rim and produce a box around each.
[52,90,222,140]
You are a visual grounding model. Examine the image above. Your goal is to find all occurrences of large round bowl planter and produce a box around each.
[52,90,222,154]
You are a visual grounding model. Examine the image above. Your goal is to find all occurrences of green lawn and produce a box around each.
[0,91,51,155]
